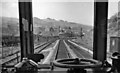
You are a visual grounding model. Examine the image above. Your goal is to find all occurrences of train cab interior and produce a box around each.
[1,0,120,73]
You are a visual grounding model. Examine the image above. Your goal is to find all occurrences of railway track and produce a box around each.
[1,39,94,72]
[2,39,93,67]
[42,40,72,65]
[65,40,92,59]
[43,39,92,65]
[1,42,47,60]
[55,40,71,59]
[1,40,56,65]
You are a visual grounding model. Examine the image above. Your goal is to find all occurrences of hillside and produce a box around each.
[72,11,120,52]
[0,17,19,36]
[108,12,120,36]
[0,17,92,36]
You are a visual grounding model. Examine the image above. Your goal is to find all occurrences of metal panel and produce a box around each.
[19,0,34,60]
[93,1,108,61]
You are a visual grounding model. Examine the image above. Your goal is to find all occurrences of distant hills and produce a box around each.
[0,17,92,37]
[1,12,119,49]
[1,10,119,37]
[33,17,92,29]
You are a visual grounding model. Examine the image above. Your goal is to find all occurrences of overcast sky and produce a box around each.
[0,0,119,26]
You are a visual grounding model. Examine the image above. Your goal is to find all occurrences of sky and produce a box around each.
[0,0,119,26]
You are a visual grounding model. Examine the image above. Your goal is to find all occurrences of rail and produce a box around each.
[54,40,71,60]
[66,40,92,59]
[1,40,56,65]
[48,40,71,70]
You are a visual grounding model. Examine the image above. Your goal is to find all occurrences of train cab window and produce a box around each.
[1,0,21,65]
[32,0,94,64]
[1,0,120,73]
[107,0,119,64]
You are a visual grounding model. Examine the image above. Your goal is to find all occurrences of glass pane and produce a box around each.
[32,0,94,64]
[0,0,20,65]
[107,0,119,64]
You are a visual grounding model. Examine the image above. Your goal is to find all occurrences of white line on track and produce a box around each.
[68,40,93,55]
[68,40,112,64]
[41,47,53,52]
[42,40,60,64]
[73,48,85,59]
[63,40,78,58]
